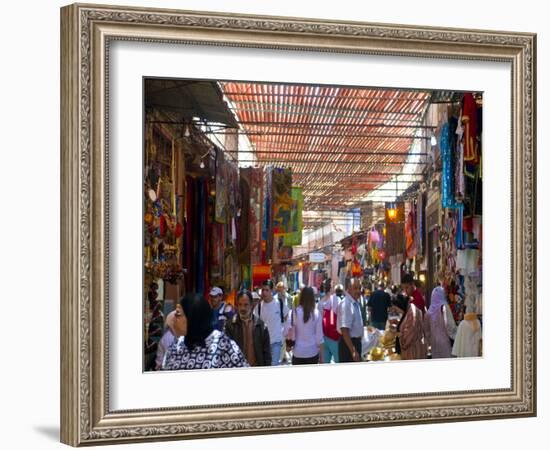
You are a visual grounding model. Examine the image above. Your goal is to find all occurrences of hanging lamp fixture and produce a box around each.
[386,176,398,220]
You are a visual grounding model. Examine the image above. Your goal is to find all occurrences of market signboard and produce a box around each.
[309,252,326,263]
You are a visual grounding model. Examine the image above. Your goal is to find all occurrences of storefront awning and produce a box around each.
[145,79,237,127]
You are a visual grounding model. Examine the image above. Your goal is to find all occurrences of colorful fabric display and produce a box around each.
[272,167,293,236]
[283,187,303,246]
[215,149,227,223]
[238,168,251,265]
[440,122,462,209]
[249,168,263,265]
[462,93,480,170]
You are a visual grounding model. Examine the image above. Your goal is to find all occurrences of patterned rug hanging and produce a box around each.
[283,187,303,246]
[249,167,263,265]
[272,167,293,236]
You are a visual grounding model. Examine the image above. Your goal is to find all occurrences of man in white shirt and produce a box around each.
[337,278,365,363]
[275,281,293,310]
[254,279,289,366]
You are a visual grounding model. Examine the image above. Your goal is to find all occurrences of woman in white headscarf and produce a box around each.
[424,286,457,359]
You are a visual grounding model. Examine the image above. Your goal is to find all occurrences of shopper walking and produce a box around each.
[319,283,344,363]
[208,286,234,332]
[225,290,271,366]
[275,281,293,363]
[275,281,294,310]
[391,294,407,356]
[337,278,365,363]
[162,294,248,370]
[154,310,178,370]
[368,281,392,331]
[391,292,426,360]
[285,287,324,365]
[424,286,457,359]
[401,273,427,314]
[358,287,369,326]
[254,279,289,366]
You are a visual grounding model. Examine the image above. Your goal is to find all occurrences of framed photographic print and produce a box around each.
[60,2,536,446]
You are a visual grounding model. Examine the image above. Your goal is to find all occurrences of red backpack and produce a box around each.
[322,300,341,341]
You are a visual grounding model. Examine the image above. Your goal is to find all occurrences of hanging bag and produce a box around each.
[322,298,341,341]
[285,308,296,350]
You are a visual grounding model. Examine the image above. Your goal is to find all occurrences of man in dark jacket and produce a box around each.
[225,290,271,366]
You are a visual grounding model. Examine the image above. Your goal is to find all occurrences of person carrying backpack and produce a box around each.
[253,279,289,366]
[319,283,345,363]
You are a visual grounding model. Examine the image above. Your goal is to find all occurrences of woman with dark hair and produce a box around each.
[162,294,249,370]
[284,286,323,365]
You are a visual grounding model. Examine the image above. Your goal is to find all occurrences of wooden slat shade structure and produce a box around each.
[220,81,431,219]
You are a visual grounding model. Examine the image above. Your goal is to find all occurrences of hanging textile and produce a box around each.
[184,176,195,293]
[405,209,416,259]
[385,222,405,258]
[385,202,405,257]
[214,149,228,223]
[252,264,271,287]
[315,271,324,290]
[238,168,251,265]
[227,160,240,244]
[456,205,464,249]
[209,223,224,286]
[272,167,293,236]
[440,122,462,209]
[249,167,263,265]
[456,249,480,275]
[462,93,480,172]
[196,177,207,295]
[224,250,233,292]
[204,178,212,296]
[293,272,299,292]
[441,210,458,276]
[351,257,362,277]
[232,251,239,292]
[184,176,206,295]
[283,187,303,246]
[262,167,270,242]
[308,270,315,287]
[391,262,401,285]
[415,194,424,257]
[455,118,465,199]
[463,168,482,218]
[272,235,292,264]
[368,227,381,251]
[331,255,340,285]
[262,167,274,263]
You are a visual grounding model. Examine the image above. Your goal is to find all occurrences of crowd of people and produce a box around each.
[150,273,480,371]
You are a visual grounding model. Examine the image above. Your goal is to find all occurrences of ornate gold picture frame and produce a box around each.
[60,3,536,446]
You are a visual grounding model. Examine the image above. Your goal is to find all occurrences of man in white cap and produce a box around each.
[251,291,261,311]
[209,286,234,332]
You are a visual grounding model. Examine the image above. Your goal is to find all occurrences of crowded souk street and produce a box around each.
[143,79,483,371]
